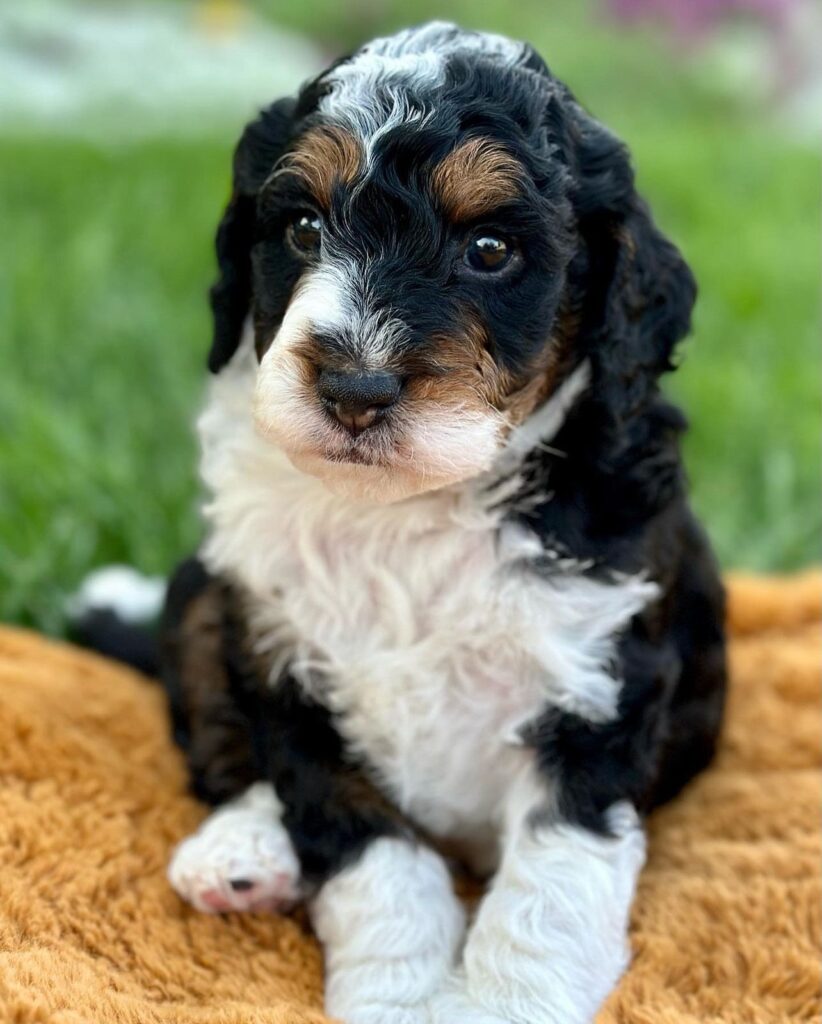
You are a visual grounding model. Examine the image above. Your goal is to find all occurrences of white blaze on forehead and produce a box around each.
[266,262,409,370]
[272,265,350,351]
[319,21,526,152]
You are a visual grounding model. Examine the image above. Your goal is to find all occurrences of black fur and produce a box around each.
[208,98,297,371]
[71,608,159,677]
[521,514,725,833]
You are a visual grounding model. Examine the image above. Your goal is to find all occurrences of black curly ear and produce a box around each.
[560,96,696,422]
[208,97,297,373]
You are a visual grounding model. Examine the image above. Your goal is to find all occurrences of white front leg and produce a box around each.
[430,770,646,1024]
[310,837,466,1024]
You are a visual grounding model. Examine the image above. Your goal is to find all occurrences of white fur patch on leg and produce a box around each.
[429,772,646,1024]
[168,782,301,914]
[310,837,465,1024]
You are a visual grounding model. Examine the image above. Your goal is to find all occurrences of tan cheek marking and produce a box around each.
[406,311,577,429]
[403,321,514,432]
[282,126,362,208]
[500,311,581,428]
[432,138,524,222]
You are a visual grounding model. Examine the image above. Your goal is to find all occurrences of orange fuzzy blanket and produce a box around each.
[0,573,819,1023]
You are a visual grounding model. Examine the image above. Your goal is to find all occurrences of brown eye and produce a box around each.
[287,212,322,255]
[464,234,512,272]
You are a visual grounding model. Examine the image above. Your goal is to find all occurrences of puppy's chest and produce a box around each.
[199,364,654,841]
[199,369,660,851]
[233,494,641,841]
[285,521,542,834]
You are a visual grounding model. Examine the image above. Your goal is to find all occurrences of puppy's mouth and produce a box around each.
[322,441,392,468]
[326,448,389,466]
[252,350,510,502]
[315,415,410,472]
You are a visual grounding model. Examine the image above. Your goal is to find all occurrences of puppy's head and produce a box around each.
[209,22,695,504]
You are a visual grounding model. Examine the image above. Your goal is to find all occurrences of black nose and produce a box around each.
[317,369,401,433]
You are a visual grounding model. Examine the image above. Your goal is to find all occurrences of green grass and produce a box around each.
[1,1,819,632]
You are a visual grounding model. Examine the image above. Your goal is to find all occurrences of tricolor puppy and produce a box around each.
[160,22,726,1024]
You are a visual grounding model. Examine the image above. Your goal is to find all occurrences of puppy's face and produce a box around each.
[213,25,694,503]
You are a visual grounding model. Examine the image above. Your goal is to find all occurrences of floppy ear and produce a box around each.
[208,98,297,373]
[557,92,696,423]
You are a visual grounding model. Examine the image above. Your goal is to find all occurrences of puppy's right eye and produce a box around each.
[287,213,323,256]
[462,233,515,274]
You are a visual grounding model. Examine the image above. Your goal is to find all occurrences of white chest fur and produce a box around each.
[198,352,657,849]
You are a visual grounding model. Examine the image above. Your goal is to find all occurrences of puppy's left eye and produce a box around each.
[464,234,513,273]
[287,212,323,255]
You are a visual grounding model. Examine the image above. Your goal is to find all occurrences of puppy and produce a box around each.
[161,22,726,1024]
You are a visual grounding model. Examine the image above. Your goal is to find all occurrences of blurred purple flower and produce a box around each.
[605,0,798,37]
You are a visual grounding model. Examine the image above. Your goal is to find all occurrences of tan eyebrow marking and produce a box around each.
[281,126,363,207]
[431,138,525,221]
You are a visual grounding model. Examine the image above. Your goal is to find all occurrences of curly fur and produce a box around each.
[83,21,728,1024]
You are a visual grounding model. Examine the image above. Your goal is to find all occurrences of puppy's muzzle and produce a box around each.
[317,368,402,434]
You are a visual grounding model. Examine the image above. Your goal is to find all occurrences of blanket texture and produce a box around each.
[0,573,819,1023]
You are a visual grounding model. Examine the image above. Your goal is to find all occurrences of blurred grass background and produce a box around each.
[1,0,819,632]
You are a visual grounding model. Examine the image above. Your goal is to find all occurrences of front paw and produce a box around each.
[168,799,300,914]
